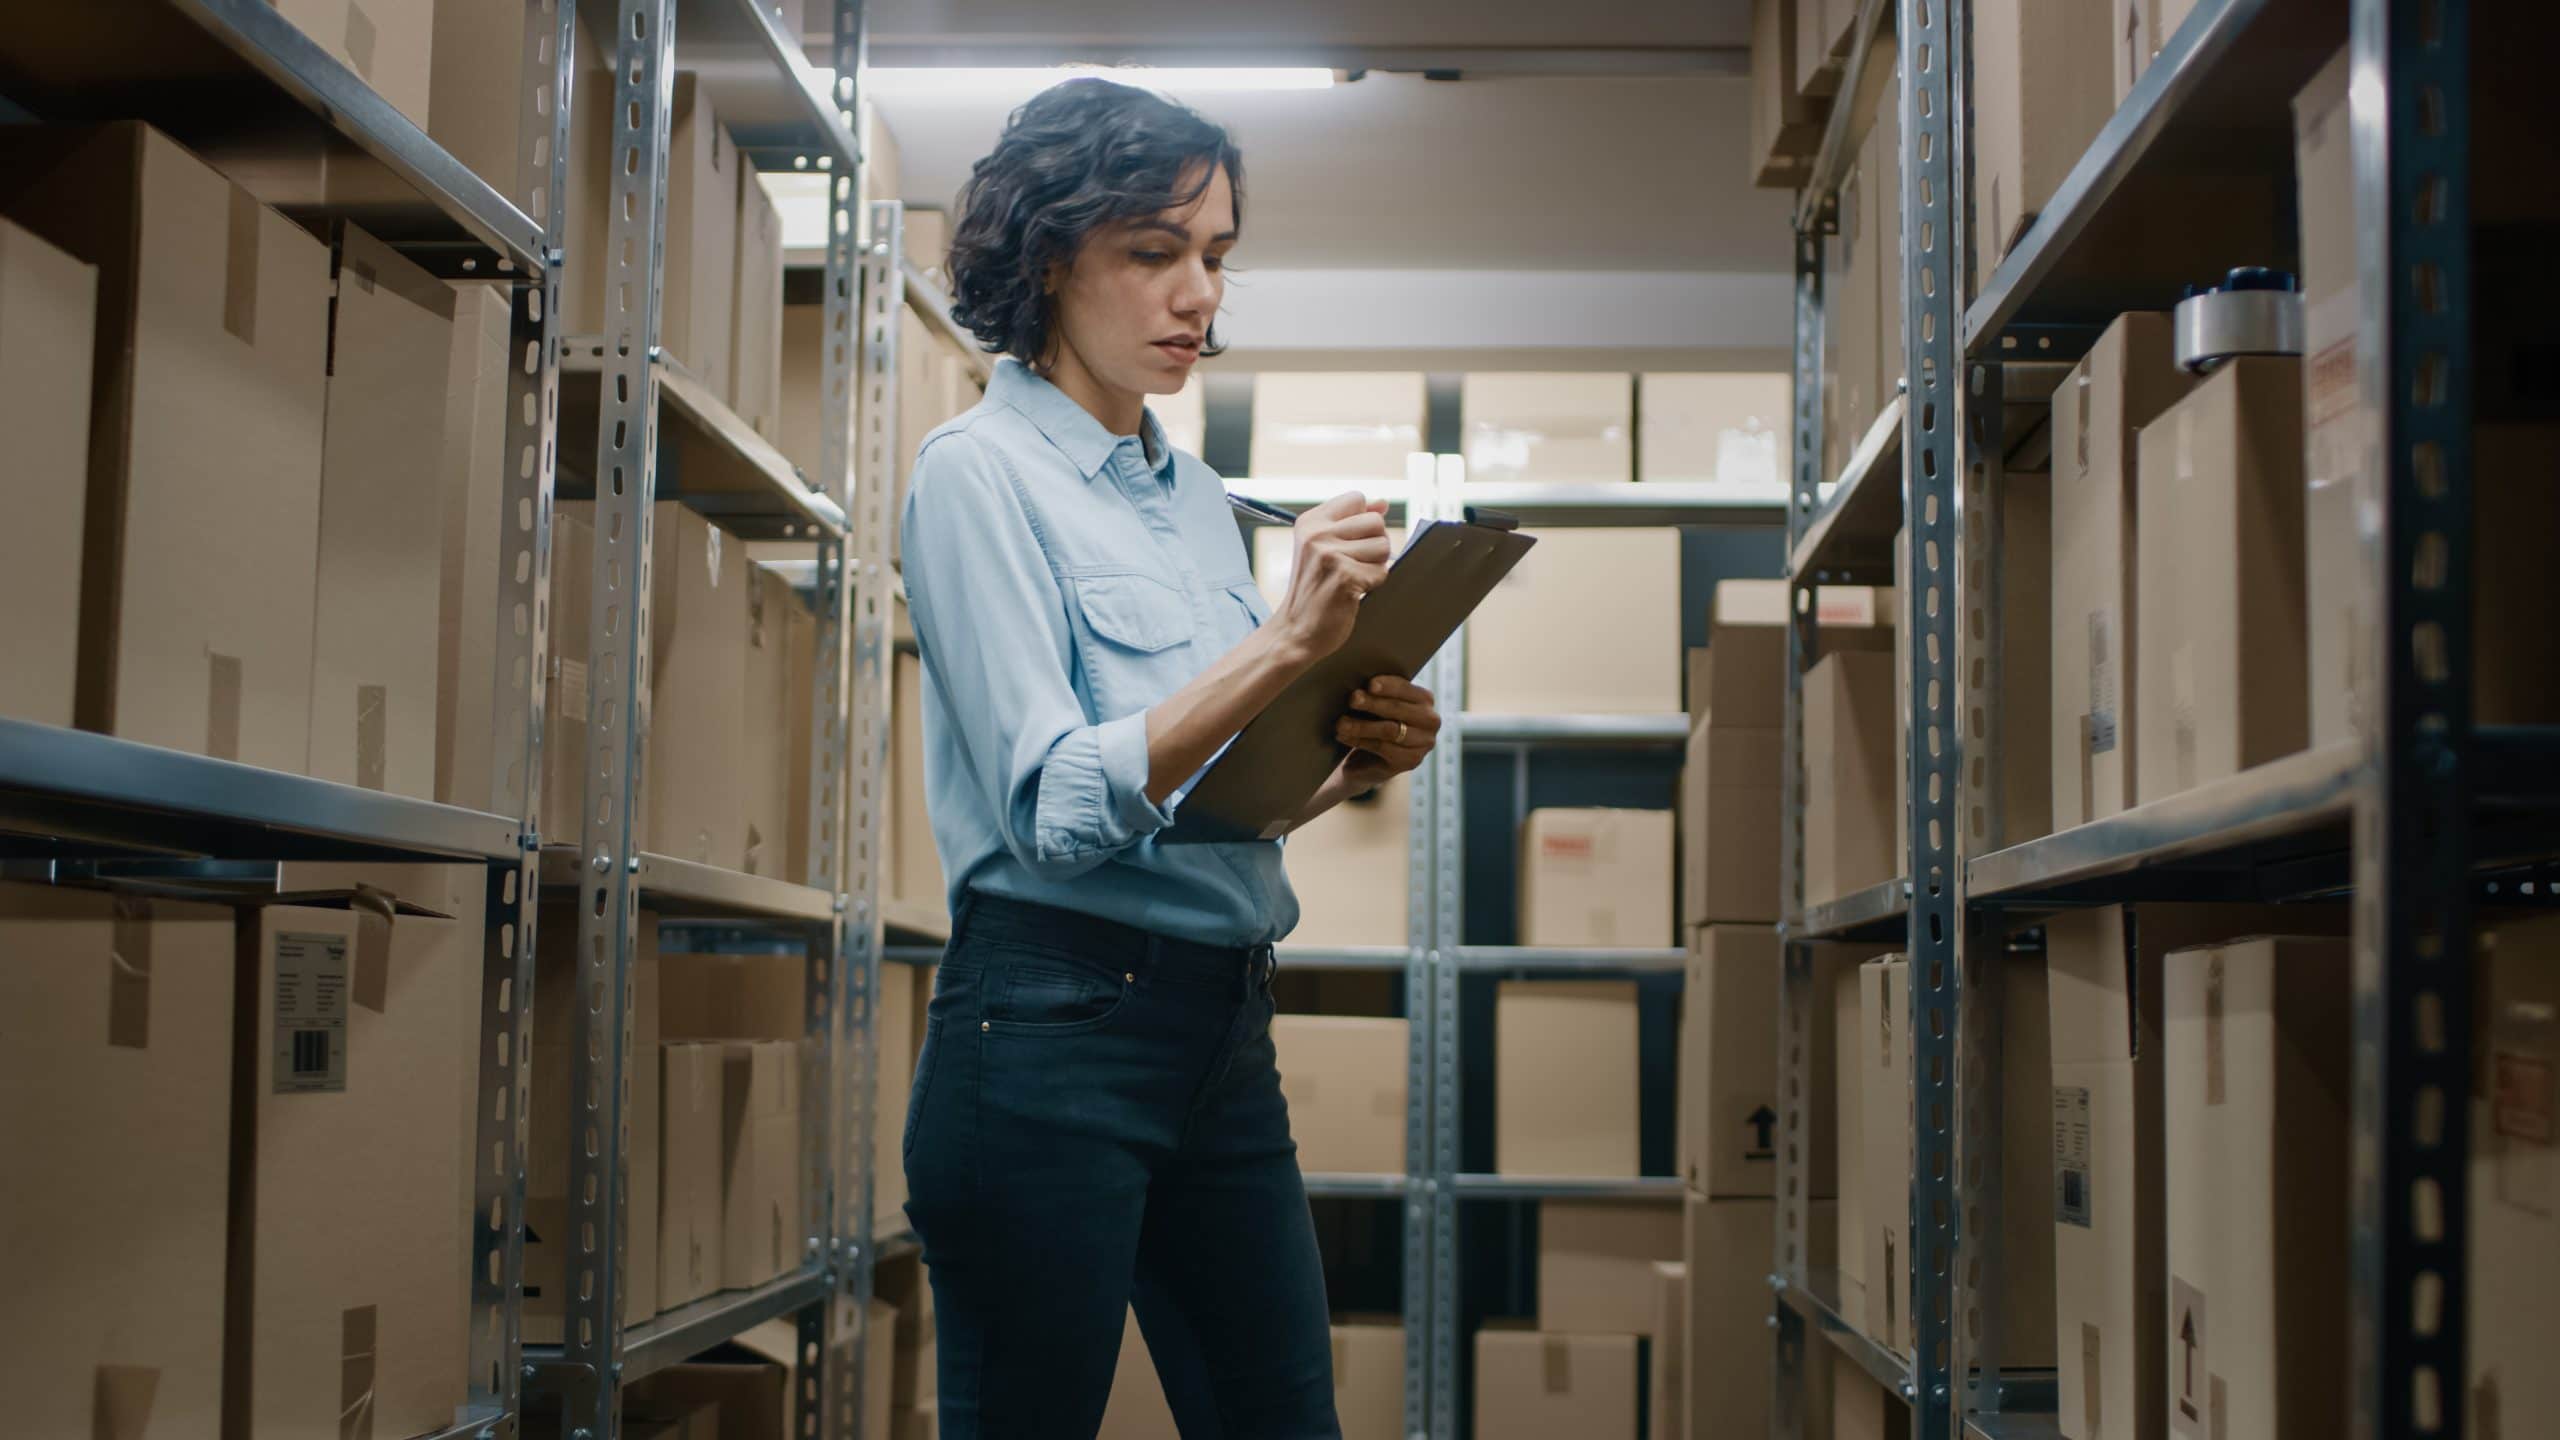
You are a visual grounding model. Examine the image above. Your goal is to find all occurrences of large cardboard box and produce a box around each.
[1833,959,1867,1307]
[1332,1320,1404,1440]
[526,907,662,1337]
[1995,471,2055,847]
[0,886,232,1440]
[1096,1307,1179,1440]
[661,1042,728,1308]
[1649,1262,1686,1440]
[1272,1015,1408,1176]
[733,163,787,441]
[659,951,806,1043]
[428,0,538,200]
[1519,807,1676,948]
[1696,578,1893,732]
[1538,1201,1683,1334]
[435,282,514,811]
[1247,372,1426,479]
[271,0,433,127]
[648,504,754,868]
[236,879,481,1440]
[1681,929,1854,1199]
[1682,1195,1817,1440]
[312,225,450,799]
[1639,372,1787,486]
[1833,1363,1910,1440]
[0,124,329,771]
[1474,1329,1637,1440]
[891,649,947,912]
[742,568,809,878]
[565,72,738,394]
[0,217,95,727]
[2133,359,2308,805]
[628,1354,788,1440]
[2049,312,2193,829]
[1969,0,2114,287]
[1682,716,1782,925]
[1805,651,1899,907]
[720,1040,804,1289]
[874,960,917,1236]
[1461,372,1634,484]
[1860,957,1912,1356]
[2471,918,2560,1435]
[1497,981,1641,1177]
[1749,0,1822,189]
[1467,528,1683,715]
[2162,938,2350,1440]
[1282,775,1411,947]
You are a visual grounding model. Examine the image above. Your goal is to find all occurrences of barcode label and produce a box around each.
[2053,1084,2094,1228]
[272,930,350,1094]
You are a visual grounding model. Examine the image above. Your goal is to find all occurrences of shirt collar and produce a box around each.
[990,357,1174,483]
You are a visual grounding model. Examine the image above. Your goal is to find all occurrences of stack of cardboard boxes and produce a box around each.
[1101,1308,1405,1440]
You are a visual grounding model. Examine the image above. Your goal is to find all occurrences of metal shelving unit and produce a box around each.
[1774,1,2547,1437]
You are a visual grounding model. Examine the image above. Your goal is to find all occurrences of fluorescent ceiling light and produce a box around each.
[845,66,1336,101]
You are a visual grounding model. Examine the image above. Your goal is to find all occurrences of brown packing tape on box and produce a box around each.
[93,1364,158,1440]
[207,652,243,761]
[348,885,396,1014]
[109,896,152,1049]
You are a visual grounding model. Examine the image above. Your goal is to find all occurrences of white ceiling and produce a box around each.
[874,70,1795,273]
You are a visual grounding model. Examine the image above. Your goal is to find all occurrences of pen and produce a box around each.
[1224,491,1301,527]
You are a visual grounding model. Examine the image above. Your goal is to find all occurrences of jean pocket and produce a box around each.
[901,1014,942,1165]
[983,951,1131,1036]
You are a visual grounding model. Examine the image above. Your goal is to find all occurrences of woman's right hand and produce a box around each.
[1272,491,1392,665]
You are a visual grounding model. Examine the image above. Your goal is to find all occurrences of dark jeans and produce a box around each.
[902,893,1342,1440]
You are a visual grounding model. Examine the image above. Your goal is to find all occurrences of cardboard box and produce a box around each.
[542,505,594,838]
[778,301,827,487]
[237,879,482,1440]
[661,1042,728,1308]
[526,907,661,1337]
[1826,141,1881,488]
[863,1299,898,1440]
[1805,651,1899,906]
[1461,372,1634,484]
[1282,774,1411,947]
[565,72,738,394]
[1833,1363,1911,1440]
[2470,918,2560,1435]
[1681,718,1782,925]
[272,0,432,127]
[428,0,536,200]
[0,886,232,1439]
[1682,930,1855,1198]
[311,225,450,799]
[1994,471,2054,848]
[629,1354,787,1440]
[1639,372,1787,486]
[1272,1015,1408,1176]
[1649,1262,1686,1440]
[1519,807,1676,948]
[1474,520,1689,712]
[435,282,514,811]
[783,586,823,886]
[733,164,786,441]
[660,951,806,1043]
[2049,312,2193,829]
[1538,1201,1683,1334]
[2113,0,2202,105]
[1097,1307,1179,1440]
[1474,1329,1638,1440]
[1861,957,1912,1356]
[891,649,946,911]
[0,123,329,770]
[1247,372,1426,479]
[1332,1320,1404,1440]
[648,503,754,868]
[719,1041,803,1289]
[903,205,952,282]
[1696,578,1893,731]
[0,216,95,727]
[1679,1196,1796,1440]
[1995,954,2057,1367]
[874,960,917,1235]
[2133,359,2308,804]
[1833,959,1866,1305]
[743,567,809,877]
[1749,0,1823,188]
[2162,938,2350,1440]
[1970,0,2114,287]
[1497,981,1640,1177]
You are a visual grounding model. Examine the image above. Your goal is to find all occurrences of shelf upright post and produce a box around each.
[2348,2,2475,1436]
[465,0,580,1429]
[562,0,675,1431]
[1772,216,1829,1440]
[1894,0,1967,1430]
[1403,451,1442,1440]
[804,5,873,1435]
[1425,455,1467,1440]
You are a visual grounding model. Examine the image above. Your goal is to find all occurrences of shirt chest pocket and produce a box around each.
[1067,570,1197,718]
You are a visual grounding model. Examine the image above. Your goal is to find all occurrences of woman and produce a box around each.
[896,78,1443,1438]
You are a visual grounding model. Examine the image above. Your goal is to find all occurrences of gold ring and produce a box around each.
[1396,721,1409,744]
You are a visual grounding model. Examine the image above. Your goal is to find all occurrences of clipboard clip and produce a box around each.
[1462,505,1520,532]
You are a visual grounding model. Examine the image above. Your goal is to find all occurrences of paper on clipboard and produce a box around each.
[1164,518,1536,844]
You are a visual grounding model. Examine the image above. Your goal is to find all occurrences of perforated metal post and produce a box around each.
[1426,458,1466,1440]
[1896,0,1965,1431]
[562,1,674,1431]
[2348,3,2474,1437]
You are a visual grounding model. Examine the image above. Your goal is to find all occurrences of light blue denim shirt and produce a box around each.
[899,358,1300,947]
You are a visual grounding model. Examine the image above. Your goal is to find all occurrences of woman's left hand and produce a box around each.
[1334,674,1441,788]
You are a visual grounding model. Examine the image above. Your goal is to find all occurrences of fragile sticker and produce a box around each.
[272,930,350,1094]
[2052,1085,2094,1228]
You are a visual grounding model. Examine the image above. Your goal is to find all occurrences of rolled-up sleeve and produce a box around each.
[902,431,1172,878]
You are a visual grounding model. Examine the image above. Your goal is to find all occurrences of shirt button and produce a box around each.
[1124,972,1135,984]
[980,1021,990,1033]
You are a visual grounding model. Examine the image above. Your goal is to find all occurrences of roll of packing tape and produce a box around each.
[2175,267,2306,374]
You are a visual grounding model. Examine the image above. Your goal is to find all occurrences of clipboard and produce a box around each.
[1164,517,1536,844]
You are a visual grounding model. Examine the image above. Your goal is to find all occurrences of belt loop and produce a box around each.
[950,889,978,950]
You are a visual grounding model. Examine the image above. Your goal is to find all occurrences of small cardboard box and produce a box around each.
[1467,528,1683,716]
[873,960,917,1235]
[1749,0,1822,188]
[1696,578,1893,732]
[1281,774,1411,947]
[1681,929,1856,1199]
[1497,981,1641,1177]
[720,1040,804,1290]
[2049,312,2194,829]
[2163,938,2351,1440]
[1805,651,1899,907]
[2470,917,2560,1435]
[435,282,514,812]
[0,886,232,1439]
[1473,1329,1638,1440]
[1247,372,1426,479]
[1649,1261,1686,1440]
[1639,372,1788,486]
[2133,358,2308,805]
[0,217,95,726]
[742,567,810,878]
[271,0,434,127]
[1461,372,1634,484]
[1332,1320,1405,1440]
[648,504,754,869]
[661,1042,728,1308]
[1681,718,1782,926]
[1861,957,1913,1356]
[0,123,329,771]
[1519,807,1676,949]
[1833,959,1867,1305]
[732,162,787,440]
[1537,1201,1683,1335]
[312,224,451,800]
[1969,0,2115,286]
[564,72,738,393]
[236,875,483,1440]
[1272,1015,1409,1176]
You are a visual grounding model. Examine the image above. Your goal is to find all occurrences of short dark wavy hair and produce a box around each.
[946,78,1244,366]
